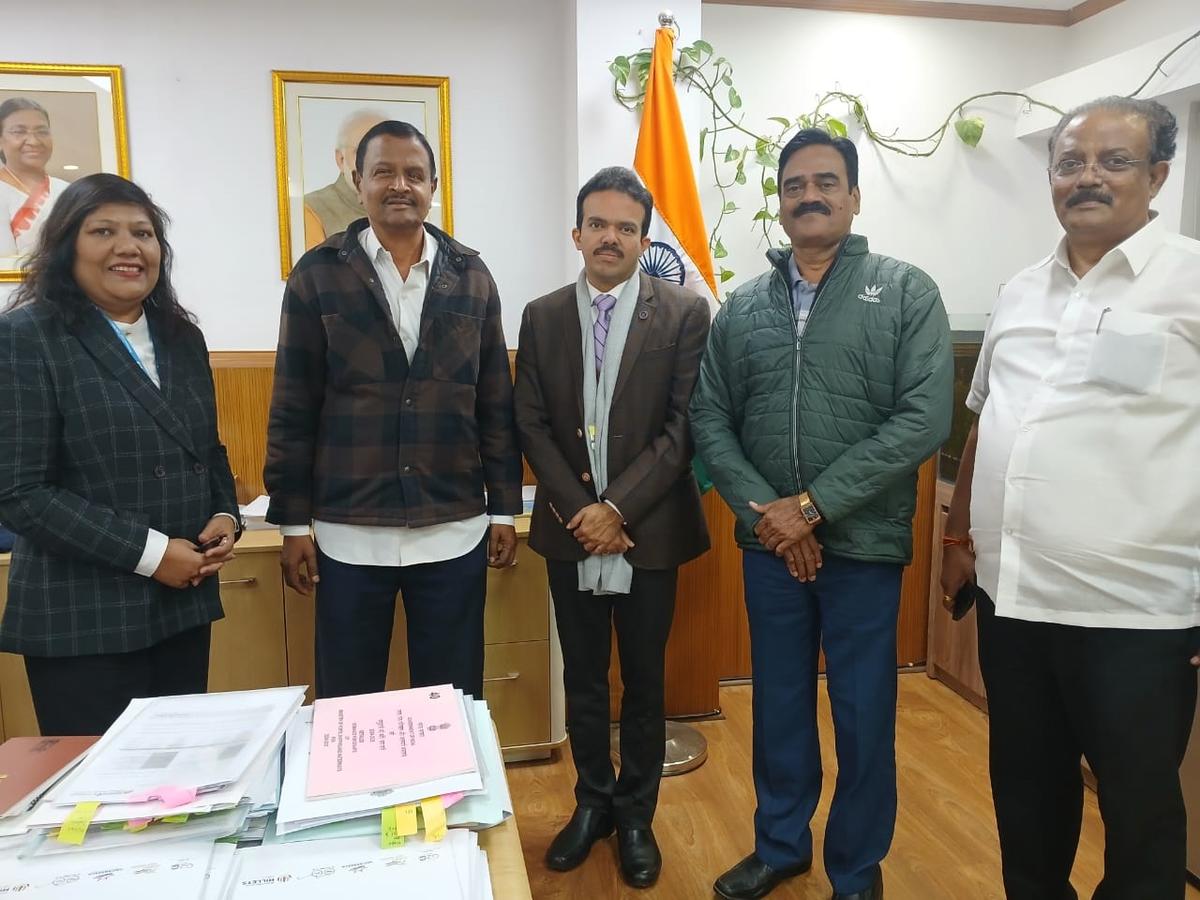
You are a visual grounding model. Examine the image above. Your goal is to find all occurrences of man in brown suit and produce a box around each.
[514,167,710,889]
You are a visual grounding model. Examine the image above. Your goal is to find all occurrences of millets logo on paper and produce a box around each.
[858,284,884,303]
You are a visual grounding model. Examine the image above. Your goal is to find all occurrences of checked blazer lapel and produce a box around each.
[70,305,200,459]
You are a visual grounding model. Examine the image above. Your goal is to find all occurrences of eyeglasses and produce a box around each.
[1,127,51,140]
[1049,156,1144,179]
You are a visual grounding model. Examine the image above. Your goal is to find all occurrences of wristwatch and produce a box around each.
[798,491,823,525]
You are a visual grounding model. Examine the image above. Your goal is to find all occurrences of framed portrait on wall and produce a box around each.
[0,62,129,282]
[272,70,452,278]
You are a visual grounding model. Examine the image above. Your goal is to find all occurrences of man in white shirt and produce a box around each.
[265,121,523,701]
[941,97,1199,898]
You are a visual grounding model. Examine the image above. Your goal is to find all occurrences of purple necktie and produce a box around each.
[593,293,617,377]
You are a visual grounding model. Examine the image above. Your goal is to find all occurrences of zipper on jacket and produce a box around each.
[787,237,848,497]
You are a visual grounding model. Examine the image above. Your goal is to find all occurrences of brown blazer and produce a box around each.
[514,272,711,570]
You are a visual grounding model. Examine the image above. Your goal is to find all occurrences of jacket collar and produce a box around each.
[68,303,198,459]
[766,233,868,281]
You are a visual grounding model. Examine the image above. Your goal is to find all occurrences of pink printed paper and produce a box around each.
[305,686,476,800]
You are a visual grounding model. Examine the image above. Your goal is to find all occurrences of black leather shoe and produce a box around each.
[617,826,662,888]
[544,806,614,871]
[831,866,883,900]
[714,852,813,899]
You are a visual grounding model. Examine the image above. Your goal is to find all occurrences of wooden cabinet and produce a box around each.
[925,479,987,710]
[0,519,561,760]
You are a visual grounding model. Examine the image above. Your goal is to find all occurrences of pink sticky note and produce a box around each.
[440,791,465,810]
[126,785,198,808]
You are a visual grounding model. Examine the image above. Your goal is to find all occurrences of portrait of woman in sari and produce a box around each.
[0,97,69,263]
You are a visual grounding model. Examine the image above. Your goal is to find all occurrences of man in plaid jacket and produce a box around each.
[265,121,522,700]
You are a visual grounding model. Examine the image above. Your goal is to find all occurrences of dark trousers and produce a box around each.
[314,537,487,700]
[743,549,903,895]
[25,624,211,735]
[976,596,1197,900]
[546,559,677,829]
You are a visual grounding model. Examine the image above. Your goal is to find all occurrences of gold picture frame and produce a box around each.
[271,70,453,278]
[0,62,129,282]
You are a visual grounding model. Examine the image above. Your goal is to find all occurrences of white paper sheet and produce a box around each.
[54,688,304,804]
[230,833,472,899]
[0,838,215,899]
[201,843,238,900]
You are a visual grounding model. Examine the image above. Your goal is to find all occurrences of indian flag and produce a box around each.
[633,26,719,313]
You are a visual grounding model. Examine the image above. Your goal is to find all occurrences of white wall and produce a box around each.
[1063,0,1199,71]
[701,6,1069,328]
[0,0,568,349]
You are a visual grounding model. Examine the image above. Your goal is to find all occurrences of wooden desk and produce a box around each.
[480,813,534,900]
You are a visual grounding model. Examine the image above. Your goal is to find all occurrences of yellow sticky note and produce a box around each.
[420,797,447,843]
[380,807,405,848]
[57,801,100,845]
[394,803,418,836]
[162,814,190,824]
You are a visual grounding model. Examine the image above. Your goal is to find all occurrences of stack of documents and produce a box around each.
[228,831,492,900]
[0,737,98,853]
[22,686,304,855]
[274,688,511,841]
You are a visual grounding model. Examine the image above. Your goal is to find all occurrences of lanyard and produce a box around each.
[104,315,153,380]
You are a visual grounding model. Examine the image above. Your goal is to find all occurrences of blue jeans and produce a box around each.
[743,548,902,894]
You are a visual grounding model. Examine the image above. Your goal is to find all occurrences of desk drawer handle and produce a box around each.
[219,576,258,587]
[484,671,520,683]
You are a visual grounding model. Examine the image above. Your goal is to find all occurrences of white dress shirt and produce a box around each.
[281,225,512,566]
[968,215,1200,629]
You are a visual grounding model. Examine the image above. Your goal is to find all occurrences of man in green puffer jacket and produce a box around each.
[696,129,952,900]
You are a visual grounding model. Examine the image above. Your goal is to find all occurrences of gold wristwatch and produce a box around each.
[798,491,823,525]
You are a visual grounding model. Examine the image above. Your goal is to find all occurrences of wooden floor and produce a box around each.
[507,674,1200,899]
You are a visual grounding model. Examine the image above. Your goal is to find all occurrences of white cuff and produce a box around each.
[279,525,312,537]
[489,516,515,527]
[135,528,170,578]
[602,499,625,522]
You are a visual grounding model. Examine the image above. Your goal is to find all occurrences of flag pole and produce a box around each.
[609,7,711,779]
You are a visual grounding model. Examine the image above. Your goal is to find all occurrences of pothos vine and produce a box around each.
[609,28,1200,289]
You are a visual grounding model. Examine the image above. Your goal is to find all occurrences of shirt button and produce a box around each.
[405,398,412,406]
[576,428,583,439]
[1004,527,1014,535]
[1021,425,1032,433]
[153,465,166,478]
[193,462,206,474]
[581,472,592,483]
[404,465,412,473]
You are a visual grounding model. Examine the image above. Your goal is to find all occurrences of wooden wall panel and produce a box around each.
[210,353,275,504]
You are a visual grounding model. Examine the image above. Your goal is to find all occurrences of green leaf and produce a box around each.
[632,50,652,65]
[755,147,779,169]
[722,74,733,87]
[719,267,736,283]
[728,87,742,109]
[753,208,772,222]
[723,201,738,214]
[761,177,778,196]
[954,116,985,148]
[714,238,728,259]
[609,56,630,85]
[826,117,847,138]
[797,115,811,128]
[724,146,741,163]
[682,46,701,64]
[734,165,747,186]
[694,39,714,56]
[713,56,726,68]
[852,100,865,120]
[699,127,708,163]
[768,116,793,129]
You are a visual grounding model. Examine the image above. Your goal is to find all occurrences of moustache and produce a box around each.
[595,245,624,257]
[1066,189,1112,208]
[793,202,831,217]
